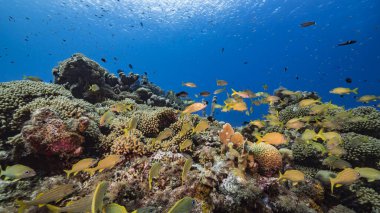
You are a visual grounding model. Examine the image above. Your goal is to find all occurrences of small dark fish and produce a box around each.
[284,67,288,72]
[242,121,249,125]
[243,61,248,64]
[8,16,15,22]
[176,91,188,98]
[221,48,224,53]
[345,77,352,84]
[199,91,210,97]
[337,40,357,46]
[140,22,144,27]
[295,76,299,80]
[113,57,118,61]
[300,21,316,27]
[25,17,30,20]
[101,58,106,63]
[128,64,133,69]
[62,39,66,42]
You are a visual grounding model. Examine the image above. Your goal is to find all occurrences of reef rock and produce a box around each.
[21,108,88,158]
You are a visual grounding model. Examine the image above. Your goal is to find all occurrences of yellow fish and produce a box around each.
[278,170,305,186]
[231,89,251,98]
[89,84,100,92]
[16,184,75,211]
[100,110,115,127]
[301,129,325,141]
[85,155,124,176]
[182,103,207,114]
[154,128,173,143]
[124,117,138,136]
[103,203,128,213]
[23,75,43,82]
[47,195,92,213]
[179,139,193,151]
[149,162,162,190]
[354,167,380,182]
[299,98,320,107]
[323,131,342,143]
[193,120,209,134]
[182,82,197,88]
[92,181,109,213]
[254,132,287,146]
[357,95,379,103]
[179,122,193,137]
[323,156,351,170]
[64,158,98,178]
[265,96,280,105]
[330,87,358,95]
[0,164,36,181]
[182,158,193,185]
[167,196,195,213]
[285,118,305,130]
[213,87,226,95]
[330,168,360,194]
[216,80,228,86]
[250,120,264,129]
[110,103,133,113]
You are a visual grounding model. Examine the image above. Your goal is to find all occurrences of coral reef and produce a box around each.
[1,55,379,213]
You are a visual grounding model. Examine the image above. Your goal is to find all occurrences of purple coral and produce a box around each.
[21,108,87,158]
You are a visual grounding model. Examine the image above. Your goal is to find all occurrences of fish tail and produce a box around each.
[278,171,283,181]
[231,89,237,96]
[352,88,358,94]
[330,178,335,194]
[254,133,262,143]
[16,200,27,213]
[46,204,60,213]
[63,170,71,178]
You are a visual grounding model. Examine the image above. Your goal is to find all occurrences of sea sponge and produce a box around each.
[135,107,177,137]
[219,123,234,145]
[245,141,282,176]
[341,132,380,167]
[0,80,71,137]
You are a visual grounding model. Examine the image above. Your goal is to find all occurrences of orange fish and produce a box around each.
[216,80,228,86]
[254,132,287,146]
[231,89,250,98]
[182,103,207,114]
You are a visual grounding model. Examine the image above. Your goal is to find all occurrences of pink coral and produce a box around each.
[21,108,86,158]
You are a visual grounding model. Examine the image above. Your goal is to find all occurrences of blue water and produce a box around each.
[1,0,379,126]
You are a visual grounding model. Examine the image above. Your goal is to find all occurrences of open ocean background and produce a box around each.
[1,0,379,126]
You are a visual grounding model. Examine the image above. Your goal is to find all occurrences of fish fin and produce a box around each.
[16,199,28,213]
[292,182,298,186]
[11,178,20,182]
[38,204,45,208]
[336,184,342,188]
[73,171,79,176]
[35,192,44,200]
[330,178,335,194]
[231,89,238,96]
[63,170,71,178]
[352,88,358,94]
[99,169,104,173]
[46,204,60,213]
[278,171,283,181]
[84,168,96,176]
[253,133,262,143]
[368,179,375,182]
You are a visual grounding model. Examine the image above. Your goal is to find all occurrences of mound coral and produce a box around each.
[341,132,380,167]
[21,108,87,158]
[246,141,282,176]
[135,107,177,137]
[0,80,71,137]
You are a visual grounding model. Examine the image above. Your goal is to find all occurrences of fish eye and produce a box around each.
[25,171,30,174]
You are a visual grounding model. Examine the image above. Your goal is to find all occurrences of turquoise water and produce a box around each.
[1,0,379,125]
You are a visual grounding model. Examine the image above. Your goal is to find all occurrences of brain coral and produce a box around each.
[0,81,72,137]
[245,141,282,176]
[135,107,177,137]
[341,132,380,167]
